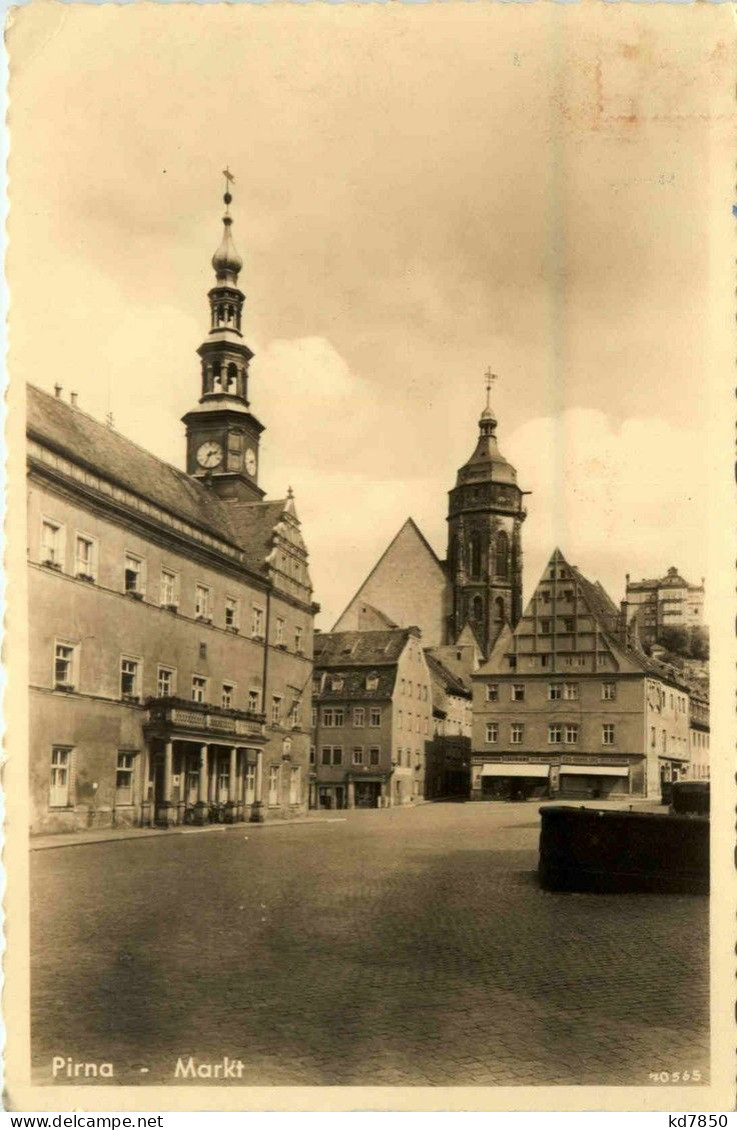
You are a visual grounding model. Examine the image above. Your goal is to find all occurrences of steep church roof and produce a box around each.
[332,517,449,646]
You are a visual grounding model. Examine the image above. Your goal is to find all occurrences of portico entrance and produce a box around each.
[144,697,267,827]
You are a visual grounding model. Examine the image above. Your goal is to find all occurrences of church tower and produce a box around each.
[182,177,265,502]
[446,381,526,657]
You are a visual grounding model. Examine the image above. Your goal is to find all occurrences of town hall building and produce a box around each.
[28,185,318,834]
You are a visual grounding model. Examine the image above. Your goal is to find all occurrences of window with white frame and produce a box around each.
[124,552,145,595]
[353,746,364,765]
[269,695,282,726]
[290,698,302,728]
[251,605,265,639]
[548,683,562,701]
[366,673,379,691]
[369,747,380,766]
[289,766,301,805]
[267,765,279,805]
[54,641,77,690]
[602,681,616,701]
[41,519,63,567]
[50,746,72,807]
[295,625,304,654]
[275,617,285,646]
[120,656,141,701]
[330,675,343,692]
[191,675,207,704]
[225,596,239,630]
[353,707,365,727]
[160,568,179,608]
[602,724,615,746]
[221,682,235,710]
[510,723,524,744]
[195,584,212,621]
[370,708,381,727]
[157,665,175,698]
[511,684,525,702]
[74,533,97,581]
[116,751,136,804]
[486,684,499,702]
[485,722,498,744]
[321,746,343,766]
[563,683,579,700]
[548,724,563,744]
[564,724,579,745]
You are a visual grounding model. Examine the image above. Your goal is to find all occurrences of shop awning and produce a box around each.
[560,764,629,778]
[481,763,549,779]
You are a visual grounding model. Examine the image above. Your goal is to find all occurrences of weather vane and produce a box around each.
[484,367,498,409]
[223,166,235,189]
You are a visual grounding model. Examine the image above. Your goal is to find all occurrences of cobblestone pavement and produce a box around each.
[30,802,709,1088]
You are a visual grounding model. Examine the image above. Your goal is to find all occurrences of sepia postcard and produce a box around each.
[3,0,735,1113]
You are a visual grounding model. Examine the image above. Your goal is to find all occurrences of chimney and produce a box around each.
[54,383,62,399]
[70,391,78,408]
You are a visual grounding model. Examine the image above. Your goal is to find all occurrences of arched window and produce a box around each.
[226,362,238,392]
[469,533,483,578]
[495,531,509,579]
[472,595,483,622]
[212,362,222,391]
[494,597,505,625]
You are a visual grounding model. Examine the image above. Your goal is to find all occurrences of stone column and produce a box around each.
[193,744,209,825]
[157,740,177,827]
[347,779,356,809]
[225,746,238,823]
[140,744,151,827]
[209,750,218,804]
[250,748,265,823]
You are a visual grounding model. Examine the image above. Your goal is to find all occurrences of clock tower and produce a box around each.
[446,378,527,657]
[182,177,265,502]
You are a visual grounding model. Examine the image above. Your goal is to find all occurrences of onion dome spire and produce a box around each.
[211,167,243,284]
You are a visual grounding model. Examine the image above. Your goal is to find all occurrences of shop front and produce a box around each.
[480,762,550,801]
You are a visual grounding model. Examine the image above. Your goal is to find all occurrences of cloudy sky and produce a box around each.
[8,3,732,628]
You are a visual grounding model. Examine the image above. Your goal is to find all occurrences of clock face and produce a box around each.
[245,448,257,476]
[196,440,223,469]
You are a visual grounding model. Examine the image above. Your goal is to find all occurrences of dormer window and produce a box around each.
[366,673,379,692]
[331,676,344,692]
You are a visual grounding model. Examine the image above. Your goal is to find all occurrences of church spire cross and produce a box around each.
[484,368,498,410]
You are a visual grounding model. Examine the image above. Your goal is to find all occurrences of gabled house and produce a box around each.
[471,548,691,801]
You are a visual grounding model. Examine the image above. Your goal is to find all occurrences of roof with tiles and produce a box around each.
[424,650,472,700]
[314,628,416,669]
[314,668,398,702]
[27,383,243,547]
[26,383,300,579]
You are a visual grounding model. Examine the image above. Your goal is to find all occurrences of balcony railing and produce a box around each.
[144,695,266,738]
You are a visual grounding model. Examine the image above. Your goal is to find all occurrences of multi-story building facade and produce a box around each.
[688,691,710,780]
[625,566,705,647]
[29,187,317,834]
[471,549,691,801]
[312,628,433,808]
[424,651,472,800]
